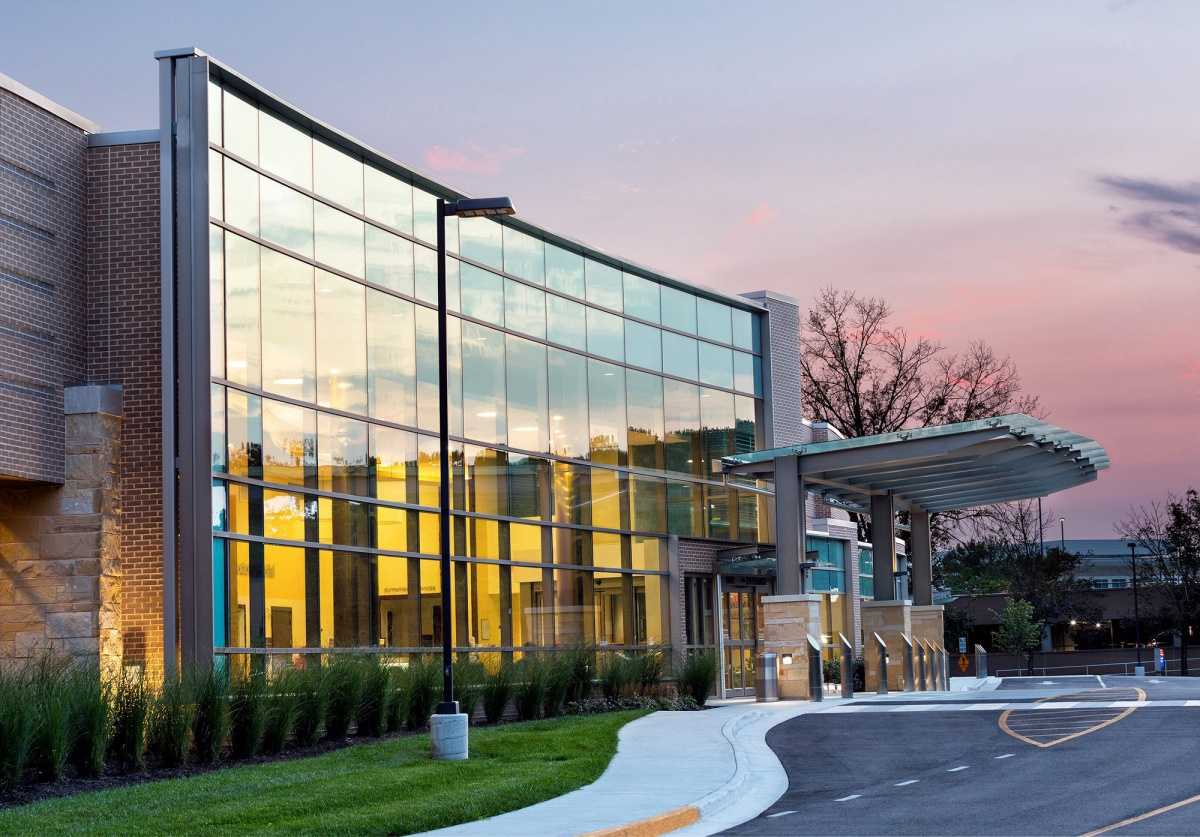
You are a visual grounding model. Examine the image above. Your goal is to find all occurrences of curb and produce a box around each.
[574,709,768,837]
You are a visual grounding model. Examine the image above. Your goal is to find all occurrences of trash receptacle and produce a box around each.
[756,653,778,702]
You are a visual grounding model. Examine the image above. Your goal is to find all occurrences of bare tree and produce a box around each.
[924,340,1042,426]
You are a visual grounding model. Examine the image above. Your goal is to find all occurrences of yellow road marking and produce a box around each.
[1000,687,1145,748]
[1078,791,1200,836]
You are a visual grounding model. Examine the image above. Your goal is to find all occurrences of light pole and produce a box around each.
[1128,542,1142,670]
[1059,518,1065,552]
[432,196,515,761]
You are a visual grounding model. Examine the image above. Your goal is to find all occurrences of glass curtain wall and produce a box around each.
[207,77,765,655]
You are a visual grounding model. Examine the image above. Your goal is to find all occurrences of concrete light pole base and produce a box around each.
[430,713,469,760]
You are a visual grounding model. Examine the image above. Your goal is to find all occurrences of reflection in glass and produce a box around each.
[461,322,506,446]
[701,387,737,472]
[212,385,226,472]
[504,279,545,340]
[227,390,262,479]
[732,308,755,351]
[546,244,584,298]
[503,227,545,285]
[315,270,367,414]
[626,370,665,471]
[364,166,413,235]
[585,259,623,311]
[547,294,587,351]
[415,306,441,433]
[414,244,437,304]
[371,425,416,504]
[313,137,363,213]
[662,332,699,381]
[262,399,316,488]
[221,88,258,164]
[623,273,660,323]
[697,298,733,344]
[260,178,314,258]
[223,158,259,237]
[588,360,626,466]
[314,203,364,278]
[224,233,260,387]
[735,395,758,455]
[260,249,315,402]
[365,225,414,296]
[413,188,438,244]
[209,150,223,223]
[734,351,755,393]
[259,109,312,190]
[318,413,369,496]
[624,321,661,372]
[660,286,697,334]
[210,226,224,377]
[586,308,624,362]
[506,335,549,454]
[548,349,588,459]
[664,380,700,476]
[460,264,504,327]
[698,341,734,390]
[367,290,416,426]
[465,446,508,518]
[631,476,666,535]
[459,217,503,270]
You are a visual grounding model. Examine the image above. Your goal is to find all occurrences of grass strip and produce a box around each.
[0,710,648,837]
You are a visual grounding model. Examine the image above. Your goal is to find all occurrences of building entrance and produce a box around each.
[721,584,767,696]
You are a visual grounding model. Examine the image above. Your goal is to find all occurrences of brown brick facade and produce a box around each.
[86,141,162,666]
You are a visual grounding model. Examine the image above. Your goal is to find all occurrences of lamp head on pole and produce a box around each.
[444,197,516,218]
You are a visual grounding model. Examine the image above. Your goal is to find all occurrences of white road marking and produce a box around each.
[768,810,797,817]
[835,795,861,802]
[1185,700,1200,707]
[963,703,1007,710]
[889,705,934,712]
[1034,701,1079,709]
[1110,700,1149,707]
[947,766,969,772]
[895,780,919,786]
[996,753,1014,759]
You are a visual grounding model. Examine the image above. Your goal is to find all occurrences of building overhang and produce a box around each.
[719,414,1109,514]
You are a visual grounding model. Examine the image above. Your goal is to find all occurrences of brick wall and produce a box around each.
[86,141,162,666]
[0,87,89,483]
[740,291,808,449]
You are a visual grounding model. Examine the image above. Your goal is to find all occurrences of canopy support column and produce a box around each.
[871,492,897,601]
[775,455,805,595]
[911,510,933,606]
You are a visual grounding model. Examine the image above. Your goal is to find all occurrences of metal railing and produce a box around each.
[994,660,1182,677]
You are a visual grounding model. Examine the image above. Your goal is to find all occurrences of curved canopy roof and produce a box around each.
[719,414,1108,514]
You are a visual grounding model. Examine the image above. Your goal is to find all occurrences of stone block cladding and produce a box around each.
[0,87,89,483]
[86,142,162,667]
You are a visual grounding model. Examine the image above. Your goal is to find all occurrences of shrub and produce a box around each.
[823,658,841,685]
[110,668,152,773]
[513,655,548,721]
[261,669,301,755]
[562,643,596,702]
[676,650,718,706]
[628,650,665,696]
[149,674,194,768]
[481,661,516,724]
[229,668,268,758]
[324,656,365,741]
[453,657,486,725]
[599,654,633,700]
[384,665,411,734]
[293,662,328,747]
[0,663,37,789]
[190,665,230,763]
[405,655,440,730]
[67,661,110,778]
[853,657,866,692]
[356,657,390,738]
[31,655,72,781]
[543,653,574,718]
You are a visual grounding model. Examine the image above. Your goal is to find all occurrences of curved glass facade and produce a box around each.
[206,79,766,654]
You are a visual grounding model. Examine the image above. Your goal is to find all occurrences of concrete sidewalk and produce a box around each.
[420,699,817,837]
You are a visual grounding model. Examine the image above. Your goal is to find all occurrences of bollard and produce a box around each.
[926,642,937,691]
[931,643,942,691]
[840,634,854,700]
[902,634,915,692]
[936,644,946,690]
[975,644,988,679]
[875,632,889,695]
[807,634,824,702]
[916,642,927,692]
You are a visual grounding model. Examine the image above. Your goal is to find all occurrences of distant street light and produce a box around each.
[1128,542,1142,670]
[1059,518,1065,552]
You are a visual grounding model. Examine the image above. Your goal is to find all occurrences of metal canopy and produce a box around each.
[719,414,1108,514]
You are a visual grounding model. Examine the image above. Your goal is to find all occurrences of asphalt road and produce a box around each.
[722,690,1200,836]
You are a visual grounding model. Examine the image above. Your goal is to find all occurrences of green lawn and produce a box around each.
[0,710,649,836]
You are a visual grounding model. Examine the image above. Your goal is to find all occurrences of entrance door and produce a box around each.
[722,588,763,696]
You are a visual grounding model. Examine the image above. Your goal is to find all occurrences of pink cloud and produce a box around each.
[423,142,527,175]
[744,202,780,228]
[619,184,646,194]
[1182,359,1200,380]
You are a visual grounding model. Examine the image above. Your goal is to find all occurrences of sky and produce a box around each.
[3,1,1196,538]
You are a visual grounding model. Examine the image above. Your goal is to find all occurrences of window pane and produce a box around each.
[365,225,414,295]
[414,244,437,304]
[318,413,369,495]
[212,385,226,473]
[661,286,697,334]
[590,474,626,531]
[465,446,508,517]
[460,264,504,327]
[313,137,363,213]
[260,178,313,258]
[623,273,660,323]
[209,150,223,223]
[503,227,545,285]
[364,166,413,235]
[587,308,624,362]
[664,380,700,476]
[222,88,258,164]
[585,259,623,311]
[662,332,698,381]
[548,349,588,459]
[367,290,416,426]
[732,309,755,350]
[697,298,733,344]
[626,370,664,471]
[735,394,757,455]
[224,234,260,387]
[227,390,263,479]
[415,306,440,432]
[546,244,584,298]
[371,425,416,505]
[701,387,736,471]
[461,322,506,446]
[631,473,667,533]
[223,159,259,237]
[666,479,702,537]
[259,109,312,189]
[506,335,549,453]
[699,342,734,390]
[509,455,549,521]
[734,351,755,393]
[413,188,438,244]
[210,226,225,376]
[624,321,661,372]
[314,204,364,278]
[260,249,315,402]
[504,279,545,340]
[459,217,503,270]
[262,399,316,488]
[547,294,587,351]
[315,270,367,414]
[588,360,626,466]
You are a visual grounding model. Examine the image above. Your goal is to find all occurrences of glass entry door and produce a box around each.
[722,587,765,696]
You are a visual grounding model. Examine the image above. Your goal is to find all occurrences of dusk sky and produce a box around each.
[3,1,1196,538]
